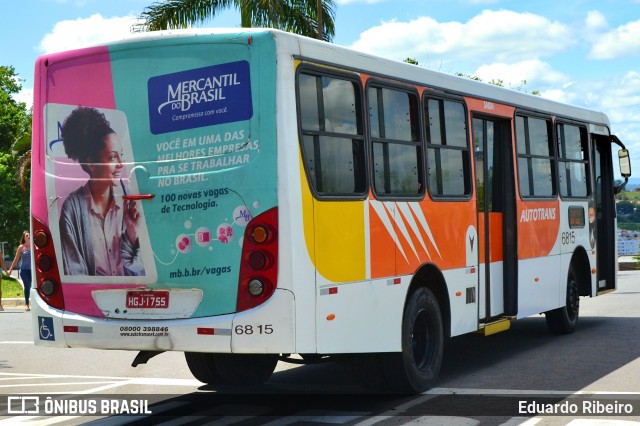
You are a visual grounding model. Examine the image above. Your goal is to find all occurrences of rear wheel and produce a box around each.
[397,286,444,392]
[185,352,278,385]
[184,352,221,383]
[351,287,444,393]
[545,266,580,334]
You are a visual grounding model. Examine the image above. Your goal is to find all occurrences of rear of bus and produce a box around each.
[30,30,292,370]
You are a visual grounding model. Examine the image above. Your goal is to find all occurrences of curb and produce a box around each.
[0,298,26,307]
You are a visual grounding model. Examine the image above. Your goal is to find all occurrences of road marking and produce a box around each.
[354,394,438,426]
[0,372,128,380]
[0,372,201,389]
[0,381,118,389]
[0,372,201,397]
[427,387,640,396]
[263,410,369,425]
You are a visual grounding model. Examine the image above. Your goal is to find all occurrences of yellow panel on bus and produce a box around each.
[300,154,366,283]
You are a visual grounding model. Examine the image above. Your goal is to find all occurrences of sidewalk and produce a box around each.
[619,255,640,271]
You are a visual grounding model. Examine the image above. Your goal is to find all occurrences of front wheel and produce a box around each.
[545,266,580,334]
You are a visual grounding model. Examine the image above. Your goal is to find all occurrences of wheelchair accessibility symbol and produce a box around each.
[38,316,55,341]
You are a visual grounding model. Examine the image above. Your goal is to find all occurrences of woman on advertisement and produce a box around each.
[59,106,145,276]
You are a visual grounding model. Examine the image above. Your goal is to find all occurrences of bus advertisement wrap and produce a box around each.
[38,34,277,319]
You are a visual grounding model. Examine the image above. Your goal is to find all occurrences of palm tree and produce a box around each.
[138,0,336,41]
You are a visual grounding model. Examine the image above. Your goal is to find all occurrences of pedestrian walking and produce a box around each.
[0,248,9,311]
[9,231,32,311]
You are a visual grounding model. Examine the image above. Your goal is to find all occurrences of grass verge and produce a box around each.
[1,274,24,300]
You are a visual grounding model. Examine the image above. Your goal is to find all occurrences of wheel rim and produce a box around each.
[412,309,435,370]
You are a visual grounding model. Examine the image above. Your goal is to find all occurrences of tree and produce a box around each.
[0,152,29,249]
[0,66,31,249]
[138,0,336,42]
[0,66,30,152]
[456,73,540,95]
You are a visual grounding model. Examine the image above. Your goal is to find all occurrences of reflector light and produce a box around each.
[197,328,215,335]
[64,326,79,333]
[249,251,267,270]
[328,287,338,295]
[32,216,64,310]
[248,279,264,296]
[237,207,277,312]
[34,231,48,248]
[37,254,52,272]
[40,279,56,296]
[251,226,269,244]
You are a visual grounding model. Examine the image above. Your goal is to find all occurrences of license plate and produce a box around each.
[126,291,169,309]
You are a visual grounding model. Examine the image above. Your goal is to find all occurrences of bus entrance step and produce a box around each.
[477,318,511,336]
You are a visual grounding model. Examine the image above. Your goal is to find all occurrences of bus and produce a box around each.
[30,28,632,393]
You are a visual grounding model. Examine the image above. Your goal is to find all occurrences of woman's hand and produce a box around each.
[124,200,141,244]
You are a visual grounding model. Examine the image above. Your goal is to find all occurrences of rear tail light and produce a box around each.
[37,254,52,272]
[236,207,278,312]
[32,217,64,310]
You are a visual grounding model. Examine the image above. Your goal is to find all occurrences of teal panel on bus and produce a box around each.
[108,32,278,317]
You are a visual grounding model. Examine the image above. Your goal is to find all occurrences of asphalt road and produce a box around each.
[1,270,639,425]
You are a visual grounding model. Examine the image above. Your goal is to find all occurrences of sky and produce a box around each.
[2,0,640,170]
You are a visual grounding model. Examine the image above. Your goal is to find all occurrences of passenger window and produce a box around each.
[368,86,423,197]
[425,98,471,197]
[515,115,555,198]
[557,123,590,198]
[298,71,366,196]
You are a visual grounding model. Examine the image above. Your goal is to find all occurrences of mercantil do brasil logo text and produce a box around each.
[148,61,253,135]
[157,73,241,114]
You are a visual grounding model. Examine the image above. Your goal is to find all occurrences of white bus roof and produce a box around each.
[60,27,612,132]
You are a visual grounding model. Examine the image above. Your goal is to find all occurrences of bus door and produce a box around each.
[472,116,518,320]
[592,134,616,292]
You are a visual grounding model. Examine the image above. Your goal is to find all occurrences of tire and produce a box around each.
[351,287,444,394]
[185,352,278,385]
[545,266,580,334]
[184,352,222,383]
[396,287,444,393]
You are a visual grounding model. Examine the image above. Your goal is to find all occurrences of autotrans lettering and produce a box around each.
[148,61,253,134]
[520,207,556,222]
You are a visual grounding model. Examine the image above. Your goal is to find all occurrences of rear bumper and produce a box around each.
[32,289,295,354]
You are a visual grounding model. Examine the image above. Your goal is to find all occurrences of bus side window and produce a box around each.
[557,123,590,198]
[297,71,366,196]
[368,85,424,197]
[515,115,555,198]
[424,98,471,197]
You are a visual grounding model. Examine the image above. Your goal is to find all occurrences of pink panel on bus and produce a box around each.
[31,47,116,221]
[44,47,116,107]
[62,284,140,317]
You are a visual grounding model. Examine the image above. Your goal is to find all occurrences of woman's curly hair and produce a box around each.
[61,107,115,168]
